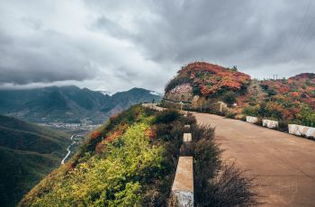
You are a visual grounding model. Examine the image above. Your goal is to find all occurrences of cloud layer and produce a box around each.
[0,0,315,92]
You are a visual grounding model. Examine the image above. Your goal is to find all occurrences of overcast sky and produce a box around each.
[1,0,315,92]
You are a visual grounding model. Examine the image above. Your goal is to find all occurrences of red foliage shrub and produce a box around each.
[290,92,300,97]
[95,141,106,154]
[145,127,157,140]
[91,131,102,139]
[178,62,251,96]
[106,130,122,142]
[95,130,123,153]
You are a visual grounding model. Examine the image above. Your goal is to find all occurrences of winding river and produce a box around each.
[61,134,76,165]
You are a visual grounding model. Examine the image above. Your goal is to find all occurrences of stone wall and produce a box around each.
[246,116,258,124]
[262,119,279,129]
[288,124,315,139]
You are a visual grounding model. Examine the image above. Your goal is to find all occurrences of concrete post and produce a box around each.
[171,156,194,207]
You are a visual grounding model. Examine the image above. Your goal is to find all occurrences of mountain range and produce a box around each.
[0,86,161,124]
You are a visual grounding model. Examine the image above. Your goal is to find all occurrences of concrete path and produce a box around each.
[194,112,315,207]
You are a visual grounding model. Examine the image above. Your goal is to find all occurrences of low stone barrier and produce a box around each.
[171,156,194,207]
[183,133,192,142]
[246,116,258,124]
[262,119,279,129]
[288,124,315,139]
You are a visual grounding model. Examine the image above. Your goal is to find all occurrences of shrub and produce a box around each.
[192,125,221,205]
[180,113,196,125]
[192,125,257,206]
[153,110,181,124]
[222,91,237,105]
[225,111,236,119]
[192,85,202,96]
[206,164,257,207]
[278,120,288,132]
[243,105,260,116]
[155,124,173,141]
[254,118,263,126]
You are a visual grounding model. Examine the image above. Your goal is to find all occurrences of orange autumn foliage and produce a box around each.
[290,92,300,97]
[179,62,251,96]
[91,131,102,139]
[95,130,123,154]
[145,127,156,140]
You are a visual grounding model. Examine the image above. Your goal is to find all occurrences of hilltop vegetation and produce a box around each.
[20,106,184,206]
[165,62,250,97]
[247,73,315,125]
[0,115,70,207]
[0,86,161,124]
[20,105,256,206]
[163,62,315,126]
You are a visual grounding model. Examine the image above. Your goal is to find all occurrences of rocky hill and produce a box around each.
[0,86,161,124]
[0,115,70,207]
[163,62,315,125]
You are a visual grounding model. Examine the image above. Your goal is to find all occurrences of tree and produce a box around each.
[222,91,236,105]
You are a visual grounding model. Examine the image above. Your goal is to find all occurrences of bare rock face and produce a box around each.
[191,95,207,109]
[164,83,193,102]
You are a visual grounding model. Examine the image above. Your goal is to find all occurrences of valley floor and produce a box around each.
[194,112,315,207]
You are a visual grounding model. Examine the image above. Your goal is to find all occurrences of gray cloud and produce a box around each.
[88,0,315,77]
[0,0,315,92]
[0,30,97,84]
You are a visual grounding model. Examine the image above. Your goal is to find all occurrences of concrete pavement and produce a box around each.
[194,112,315,207]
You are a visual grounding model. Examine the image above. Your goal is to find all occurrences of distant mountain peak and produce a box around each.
[98,90,114,96]
[0,86,162,124]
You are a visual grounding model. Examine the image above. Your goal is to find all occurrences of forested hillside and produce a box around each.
[0,86,161,124]
[0,115,70,207]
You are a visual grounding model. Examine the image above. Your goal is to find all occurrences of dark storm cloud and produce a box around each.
[89,0,315,76]
[0,30,96,84]
[1,0,315,91]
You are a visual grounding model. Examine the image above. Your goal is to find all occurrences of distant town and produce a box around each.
[38,122,101,132]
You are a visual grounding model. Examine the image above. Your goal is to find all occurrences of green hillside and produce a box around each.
[19,105,255,207]
[0,115,70,207]
[19,106,184,206]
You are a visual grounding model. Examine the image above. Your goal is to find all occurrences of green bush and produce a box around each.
[192,85,202,96]
[243,105,259,116]
[222,91,237,105]
[225,111,236,119]
[153,110,181,124]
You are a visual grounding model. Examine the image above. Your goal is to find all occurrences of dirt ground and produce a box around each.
[194,112,315,207]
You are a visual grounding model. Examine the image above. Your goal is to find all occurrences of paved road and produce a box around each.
[194,112,315,207]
